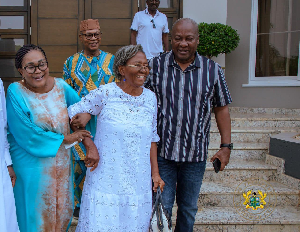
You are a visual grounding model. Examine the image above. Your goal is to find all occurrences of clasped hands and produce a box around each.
[69,113,99,171]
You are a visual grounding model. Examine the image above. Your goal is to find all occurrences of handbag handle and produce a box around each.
[154,187,164,231]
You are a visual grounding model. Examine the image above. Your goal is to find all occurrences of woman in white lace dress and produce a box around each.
[68,45,165,232]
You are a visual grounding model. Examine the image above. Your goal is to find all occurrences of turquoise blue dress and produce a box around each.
[6,78,80,232]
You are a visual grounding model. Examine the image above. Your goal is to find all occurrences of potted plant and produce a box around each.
[197,22,240,59]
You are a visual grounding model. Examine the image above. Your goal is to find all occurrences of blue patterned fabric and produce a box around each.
[63,49,115,207]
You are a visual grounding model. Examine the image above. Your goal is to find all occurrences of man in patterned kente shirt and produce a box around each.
[63,18,115,218]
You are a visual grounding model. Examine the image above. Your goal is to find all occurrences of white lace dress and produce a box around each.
[68,82,159,232]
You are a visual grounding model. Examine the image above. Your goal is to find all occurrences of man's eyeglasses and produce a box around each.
[127,64,151,71]
[23,62,48,74]
[150,19,156,29]
[81,32,102,40]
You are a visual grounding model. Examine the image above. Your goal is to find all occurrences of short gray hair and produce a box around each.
[113,44,145,80]
[172,18,199,36]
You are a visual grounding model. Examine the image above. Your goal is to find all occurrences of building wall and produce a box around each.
[226,0,300,109]
[183,0,227,67]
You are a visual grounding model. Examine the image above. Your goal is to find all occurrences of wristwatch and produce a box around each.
[220,143,233,150]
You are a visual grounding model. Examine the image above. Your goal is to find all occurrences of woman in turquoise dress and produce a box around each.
[6,44,97,232]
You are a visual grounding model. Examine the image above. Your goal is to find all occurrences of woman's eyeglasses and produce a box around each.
[127,64,151,71]
[150,19,156,29]
[23,62,48,74]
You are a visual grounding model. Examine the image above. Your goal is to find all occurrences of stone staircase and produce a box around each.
[192,107,300,232]
[69,107,300,232]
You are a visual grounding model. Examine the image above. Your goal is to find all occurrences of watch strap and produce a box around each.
[220,143,233,150]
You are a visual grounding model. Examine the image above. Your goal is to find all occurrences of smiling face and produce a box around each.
[80,29,101,55]
[171,20,199,64]
[119,51,149,88]
[18,50,50,93]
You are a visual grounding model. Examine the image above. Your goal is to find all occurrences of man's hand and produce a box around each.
[84,140,99,171]
[7,166,17,187]
[210,148,230,171]
[71,113,91,129]
[213,105,231,171]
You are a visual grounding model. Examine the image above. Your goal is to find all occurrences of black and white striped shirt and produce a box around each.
[146,51,232,162]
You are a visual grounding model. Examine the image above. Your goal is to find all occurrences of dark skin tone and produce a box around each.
[172,20,231,170]
[211,106,231,171]
[71,123,99,172]
[79,29,101,57]
[130,0,169,52]
[71,52,165,191]
[19,50,92,143]
[146,0,160,16]
[7,166,16,187]
[171,20,199,71]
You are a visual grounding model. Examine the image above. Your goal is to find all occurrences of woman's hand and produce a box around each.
[71,113,91,129]
[63,130,92,144]
[83,139,100,171]
[7,166,17,187]
[152,174,165,192]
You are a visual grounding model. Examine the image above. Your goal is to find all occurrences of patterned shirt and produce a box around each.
[63,50,115,160]
[145,51,232,162]
[63,50,114,97]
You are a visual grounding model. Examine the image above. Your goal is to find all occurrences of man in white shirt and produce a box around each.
[130,0,169,59]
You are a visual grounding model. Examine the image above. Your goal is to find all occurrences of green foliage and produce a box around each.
[197,22,240,58]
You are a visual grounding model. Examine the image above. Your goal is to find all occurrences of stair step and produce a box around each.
[192,206,300,231]
[211,114,300,128]
[203,160,277,182]
[210,127,298,143]
[199,181,300,207]
[228,107,300,115]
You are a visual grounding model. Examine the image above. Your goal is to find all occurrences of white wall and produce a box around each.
[183,0,228,67]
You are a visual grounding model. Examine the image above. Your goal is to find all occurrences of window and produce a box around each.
[247,0,300,86]
[0,0,30,90]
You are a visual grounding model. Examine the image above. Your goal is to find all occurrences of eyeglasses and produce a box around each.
[150,19,156,29]
[23,62,48,74]
[148,0,160,3]
[81,32,102,40]
[127,64,151,71]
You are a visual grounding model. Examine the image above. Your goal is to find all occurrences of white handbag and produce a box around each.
[150,187,172,232]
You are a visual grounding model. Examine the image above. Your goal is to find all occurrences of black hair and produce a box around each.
[15,44,48,70]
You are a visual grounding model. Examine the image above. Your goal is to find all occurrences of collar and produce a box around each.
[144,8,159,17]
[169,51,201,70]
[80,50,102,59]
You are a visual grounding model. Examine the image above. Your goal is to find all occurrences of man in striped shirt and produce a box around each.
[145,18,232,231]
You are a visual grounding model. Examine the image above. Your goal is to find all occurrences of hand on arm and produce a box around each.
[130,30,138,45]
[7,166,16,187]
[63,130,92,144]
[70,113,91,129]
[82,138,99,171]
[150,142,165,192]
[210,105,231,171]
